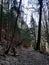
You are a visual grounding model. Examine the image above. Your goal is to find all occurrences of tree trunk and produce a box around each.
[7,0,10,41]
[0,0,3,42]
[36,0,43,50]
[4,0,22,55]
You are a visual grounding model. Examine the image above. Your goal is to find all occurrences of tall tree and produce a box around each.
[44,1,49,43]
[4,0,22,55]
[0,0,3,42]
[5,0,10,40]
[46,1,49,44]
[36,0,43,50]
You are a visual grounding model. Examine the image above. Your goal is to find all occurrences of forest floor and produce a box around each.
[0,47,49,65]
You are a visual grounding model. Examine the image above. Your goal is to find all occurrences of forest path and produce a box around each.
[0,47,49,65]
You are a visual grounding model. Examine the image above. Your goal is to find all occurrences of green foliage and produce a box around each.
[20,27,32,43]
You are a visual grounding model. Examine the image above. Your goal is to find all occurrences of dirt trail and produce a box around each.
[0,47,49,65]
